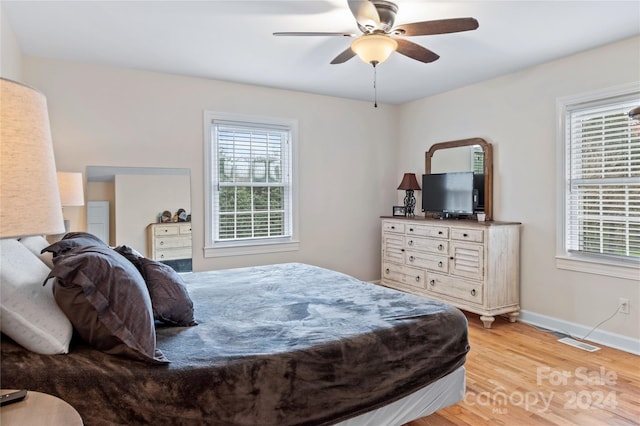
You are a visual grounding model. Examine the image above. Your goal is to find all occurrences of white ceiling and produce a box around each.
[3,1,640,105]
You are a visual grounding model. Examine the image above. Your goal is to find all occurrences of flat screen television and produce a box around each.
[422,172,476,218]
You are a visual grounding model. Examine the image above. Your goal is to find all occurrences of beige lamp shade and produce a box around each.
[1,78,65,238]
[57,172,84,207]
[351,34,398,65]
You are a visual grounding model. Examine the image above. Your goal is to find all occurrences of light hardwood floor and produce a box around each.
[406,313,640,426]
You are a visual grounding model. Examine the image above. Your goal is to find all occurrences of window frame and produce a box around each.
[203,111,299,258]
[555,82,640,280]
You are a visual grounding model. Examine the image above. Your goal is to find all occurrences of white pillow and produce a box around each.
[0,238,72,354]
[19,235,54,268]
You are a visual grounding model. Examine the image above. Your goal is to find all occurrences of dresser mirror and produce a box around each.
[425,138,493,220]
[85,166,191,260]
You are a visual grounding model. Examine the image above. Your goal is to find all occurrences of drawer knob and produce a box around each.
[160,254,165,259]
[438,244,444,251]
[463,233,469,237]
[391,226,395,230]
[438,231,443,235]
[408,240,414,246]
[401,248,405,252]
[471,289,477,296]
[409,256,415,262]
[385,268,390,274]
[429,279,435,286]
[415,276,420,282]
[160,241,164,245]
[438,261,443,267]
[409,228,414,232]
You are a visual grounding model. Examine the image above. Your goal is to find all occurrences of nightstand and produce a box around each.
[0,390,82,425]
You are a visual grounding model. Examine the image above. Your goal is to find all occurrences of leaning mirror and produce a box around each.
[425,138,493,220]
[86,166,192,271]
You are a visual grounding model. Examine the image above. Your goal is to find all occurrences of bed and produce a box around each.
[1,236,469,426]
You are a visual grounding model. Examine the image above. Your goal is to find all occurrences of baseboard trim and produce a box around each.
[519,310,640,356]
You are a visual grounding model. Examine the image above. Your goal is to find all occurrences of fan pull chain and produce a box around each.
[372,61,378,108]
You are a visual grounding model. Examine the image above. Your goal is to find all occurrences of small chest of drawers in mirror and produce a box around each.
[381,217,521,328]
[146,222,192,263]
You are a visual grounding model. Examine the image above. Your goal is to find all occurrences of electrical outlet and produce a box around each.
[619,298,630,315]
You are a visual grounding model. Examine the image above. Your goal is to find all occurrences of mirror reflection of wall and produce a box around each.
[430,145,483,173]
[86,167,191,259]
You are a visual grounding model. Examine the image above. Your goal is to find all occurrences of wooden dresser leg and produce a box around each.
[507,311,520,323]
[480,315,495,329]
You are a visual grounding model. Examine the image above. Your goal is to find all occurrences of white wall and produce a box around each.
[114,174,191,255]
[21,57,399,281]
[397,36,640,349]
[0,7,22,80]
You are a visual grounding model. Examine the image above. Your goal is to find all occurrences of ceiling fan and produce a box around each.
[273,0,479,66]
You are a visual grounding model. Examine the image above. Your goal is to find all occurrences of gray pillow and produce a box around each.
[47,246,169,364]
[115,245,197,327]
[42,232,108,258]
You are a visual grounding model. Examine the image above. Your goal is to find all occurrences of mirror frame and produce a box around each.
[425,137,493,220]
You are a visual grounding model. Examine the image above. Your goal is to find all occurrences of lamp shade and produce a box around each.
[397,173,421,191]
[351,34,398,65]
[57,172,84,207]
[1,78,65,238]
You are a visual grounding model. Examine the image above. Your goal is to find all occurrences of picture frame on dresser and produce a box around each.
[392,206,406,217]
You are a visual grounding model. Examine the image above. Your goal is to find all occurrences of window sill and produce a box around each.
[556,255,640,281]
[204,240,300,258]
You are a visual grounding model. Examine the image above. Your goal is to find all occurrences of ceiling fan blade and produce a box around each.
[330,47,357,64]
[347,0,380,30]
[395,39,439,63]
[394,18,479,37]
[273,32,356,37]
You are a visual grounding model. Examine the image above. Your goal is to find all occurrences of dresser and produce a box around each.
[146,223,192,270]
[381,217,520,328]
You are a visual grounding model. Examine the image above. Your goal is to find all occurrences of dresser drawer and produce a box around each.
[155,235,191,249]
[426,272,483,305]
[450,241,484,280]
[406,250,449,273]
[405,236,448,255]
[178,223,192,234]
[382,262,425,290]
[406,224,449,239]
[382,221,405,234]
[156,247,192,261]
[154,225,180,236]
[382,233,405,263]
[451,227,484,243]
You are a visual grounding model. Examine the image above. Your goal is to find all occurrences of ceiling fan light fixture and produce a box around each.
[351,34,397,65]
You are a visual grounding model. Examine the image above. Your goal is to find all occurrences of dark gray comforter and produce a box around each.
[1,263,468,425]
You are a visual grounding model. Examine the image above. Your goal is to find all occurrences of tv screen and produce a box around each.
[422,172,475,216]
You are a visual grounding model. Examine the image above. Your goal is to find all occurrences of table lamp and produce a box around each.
[57,172,85,233]
[1,78,64,238]
[397,173,421,217]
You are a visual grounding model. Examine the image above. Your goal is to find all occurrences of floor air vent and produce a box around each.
[558,337,600,352]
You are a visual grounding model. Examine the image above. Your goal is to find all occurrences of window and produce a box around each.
[557,83,640,279]
[472,148,484,174]
[204,112,298,257]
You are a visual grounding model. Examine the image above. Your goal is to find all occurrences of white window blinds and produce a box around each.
[565,96,640,260]
[212,120,292,243]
